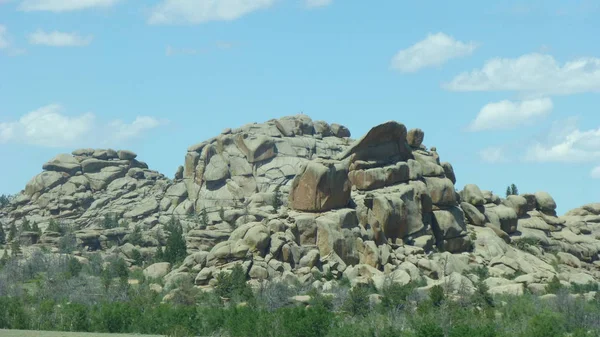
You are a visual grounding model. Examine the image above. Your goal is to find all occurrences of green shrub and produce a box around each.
[163,217,187,264]
[381,282,414,310]
[412,317,444,337]
[429,285,445,306]
[67,257,83,278]
[546,276,564,294]
[342,284,371,316]
[523,311,566,337]
[215,264,253,303]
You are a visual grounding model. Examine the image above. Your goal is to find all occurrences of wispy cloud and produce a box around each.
[29,30,93,47]
[305,0,332,8]
[479,146,511,163]
[524,118,600,163]
[468,98,553,131]
[444,53,600,96]
[391,32,477,73]
[19,0,121,12]
[0,104,166,147]
[148,0,275,25]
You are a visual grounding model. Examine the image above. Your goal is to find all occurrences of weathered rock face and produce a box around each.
[289,160,351,212]
[2,114,600,297]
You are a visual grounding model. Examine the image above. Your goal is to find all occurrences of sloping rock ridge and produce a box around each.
[1,114,599,296]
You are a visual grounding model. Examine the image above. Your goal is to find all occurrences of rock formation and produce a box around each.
[1,114,599,297]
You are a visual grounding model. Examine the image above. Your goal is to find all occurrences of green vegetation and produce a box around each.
[505,184,519,197]
[1,250,600,337]
[161,217,187,265]
[0,194,12,208]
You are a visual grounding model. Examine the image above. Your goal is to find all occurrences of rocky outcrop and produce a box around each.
[1,114,599,298]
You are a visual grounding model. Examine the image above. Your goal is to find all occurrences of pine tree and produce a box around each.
[21,218,31,232]
[510,184,519,196]
[31,222,41,235]
[0,224,5,244]
[0,249,8,266]
[164,217,187,264]
[7,223,17,242]
[10,240,21,257]
[505,186,512,198]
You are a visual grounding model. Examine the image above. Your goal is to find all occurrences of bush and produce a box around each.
[343,284,371,316]
[546,276,564,294]
[67,257,83,278]
[523,311,566,337]
[163,217,187,264]
[429,285,445,307]
[381,281,414,310]
[215,264,253,303]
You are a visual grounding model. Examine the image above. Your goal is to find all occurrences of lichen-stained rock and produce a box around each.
[274,115,314,137]
[441,162,456,185]
[203,154,230,182]
[368,185,425,242]
[81,158,128,173]
[124,198,159,219]
[330,123,351,138]
[315,216,359,265]
[484,204,518,234]
[42,154,81,175]
[235,134,277,163]
[503,195,529,217]
[461,202,486,226]
[348,162,409,190]
[424,177,457,207]
[85,166,128,191]
[535,191,557,213]
[407,128,424,148]
[289,160,351,212]
[25,171,67,197]
[461,184,485,206]
[339,121,413,163]
[432,207,467,240]
[117,150,137,160]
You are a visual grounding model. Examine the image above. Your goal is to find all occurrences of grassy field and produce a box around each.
[0,330,164,337]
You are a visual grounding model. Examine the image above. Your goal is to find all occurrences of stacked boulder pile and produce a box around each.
[1,115,599,297]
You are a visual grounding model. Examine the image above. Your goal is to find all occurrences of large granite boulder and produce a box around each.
[289,160,351,212]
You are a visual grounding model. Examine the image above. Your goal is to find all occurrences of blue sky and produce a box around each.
[0,0,599,214]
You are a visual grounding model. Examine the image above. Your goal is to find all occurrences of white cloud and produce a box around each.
[0,25,9,49]
[444,53,600,96]
[390,32,477,73]
[29,30,92,47]
[110,116,163,141]
[479,146,510,163]
[468,98,553,131]
[591,166,600,179]
[524,119,600,163]
[305,0,332,8]
[149,0,276,25]
[0,104,95,147]
[19,0,120,12]
[0,104,165,147]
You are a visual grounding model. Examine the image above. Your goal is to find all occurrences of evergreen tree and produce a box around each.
[0,248,8,266]
[272,185,283,213]
[21,218,31,232]
[505,186,512,198]
[155,246,165,262]
[0,224,5,244]
[163,217,187,264]
[10,240,21,257]
[510,184,519,196]
[7,223,17,242]
[31,222,41,235]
